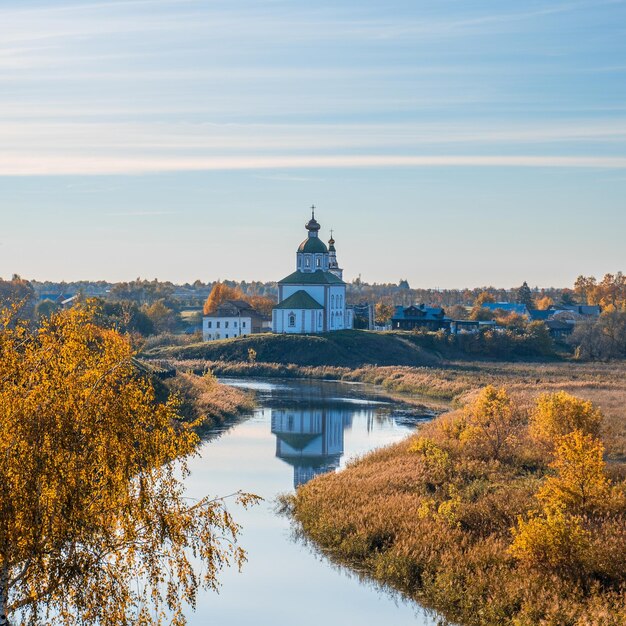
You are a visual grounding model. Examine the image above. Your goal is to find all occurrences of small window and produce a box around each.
[234,321,238,328]
[225,333,229,338]
[208,321,212,328]
[305,257,310,267]
[242,321,246,328]
[316,257,321,267]
[225,321,229,328]
[331,295,335,308]
[216,321,220,329]
[288,313,296,327]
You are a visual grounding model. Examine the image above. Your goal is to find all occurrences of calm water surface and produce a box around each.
[183,378,442,626]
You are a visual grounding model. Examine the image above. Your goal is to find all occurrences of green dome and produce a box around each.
[297,237,328,253]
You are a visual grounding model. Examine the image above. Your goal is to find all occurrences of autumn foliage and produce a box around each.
[290,387,626,625]
[0,305,256,626]
[203,283,245,314]
[202,283,275,317]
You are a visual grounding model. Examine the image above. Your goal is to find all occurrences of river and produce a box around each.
[182,377,443,626]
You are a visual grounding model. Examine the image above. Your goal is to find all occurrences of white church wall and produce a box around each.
[273,308,323,334]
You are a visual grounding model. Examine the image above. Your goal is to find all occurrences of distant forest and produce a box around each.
[15,276,577,309]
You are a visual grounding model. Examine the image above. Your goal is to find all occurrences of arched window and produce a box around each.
[288,313,296,327]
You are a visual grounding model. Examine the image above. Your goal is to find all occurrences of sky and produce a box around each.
[1,0,625,288]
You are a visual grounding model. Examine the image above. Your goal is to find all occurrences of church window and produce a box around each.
[316,257,321,267]
[288,313,296,327]
[305,257,310,267]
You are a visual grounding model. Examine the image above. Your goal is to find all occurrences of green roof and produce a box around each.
[278,269,345,285]
[297,237,328,253]
[274,290,324,310]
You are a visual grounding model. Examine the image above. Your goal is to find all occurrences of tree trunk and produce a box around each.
[0,562,9,626]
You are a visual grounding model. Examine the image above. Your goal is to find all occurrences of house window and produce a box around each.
[225,321,229,328]
[234,321,238,328]
[242,321,246,328]
[216,333,220,339]
[216,321,220,328]
[225,333,229,338]
[208,321,212,328]
[288,313,296,327]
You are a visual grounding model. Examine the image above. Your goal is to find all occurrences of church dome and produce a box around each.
[298,237,328,253]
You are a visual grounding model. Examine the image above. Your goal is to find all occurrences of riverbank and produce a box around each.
[146,358,626,456]
[287,385,626,626]
[158,369,256,431]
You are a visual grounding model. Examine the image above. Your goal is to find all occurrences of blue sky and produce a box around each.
[1,0,625,287]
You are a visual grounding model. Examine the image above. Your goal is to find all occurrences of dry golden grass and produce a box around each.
[164,371,255,428]
[290,384,626,626]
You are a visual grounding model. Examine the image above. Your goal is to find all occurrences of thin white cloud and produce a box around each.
[2,154,626,176]
[103,210,175,216]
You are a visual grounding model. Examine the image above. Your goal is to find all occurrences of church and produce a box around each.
[272,208,353,334]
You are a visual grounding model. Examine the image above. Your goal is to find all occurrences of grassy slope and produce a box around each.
[142,330,443,368]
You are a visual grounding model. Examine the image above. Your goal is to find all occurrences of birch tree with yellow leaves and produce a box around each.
[0,305,255,626]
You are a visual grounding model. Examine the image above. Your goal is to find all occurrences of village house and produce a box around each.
[202,299,269,341]
[391,304,451,332]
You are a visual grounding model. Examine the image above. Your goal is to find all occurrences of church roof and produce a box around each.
[274,290,324,310]
[297,237,328,254]
[278,269,345,286]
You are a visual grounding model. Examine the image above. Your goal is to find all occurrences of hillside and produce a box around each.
[141,330,442,368]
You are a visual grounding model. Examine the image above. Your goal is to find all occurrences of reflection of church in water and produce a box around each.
[271,407,353,488]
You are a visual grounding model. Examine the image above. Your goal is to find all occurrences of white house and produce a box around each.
[272,208,353,334]
[203,299,269,341]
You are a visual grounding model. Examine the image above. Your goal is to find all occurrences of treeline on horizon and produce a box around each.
[5,272,625,308]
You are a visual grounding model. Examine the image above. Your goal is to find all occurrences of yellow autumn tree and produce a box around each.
[509,506,591,570]
[475,291,496,306]
[510,429,611,571]
[203,283,245,315]
[530,391,603,446]
[0,305,256,626]
[459,386,522,461]
[536,296,554,310]
[537,430,610,514]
